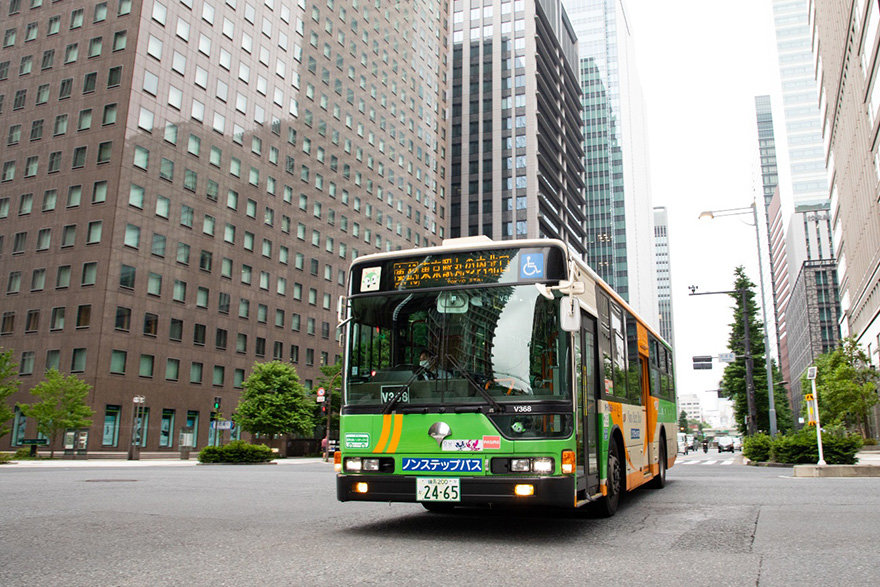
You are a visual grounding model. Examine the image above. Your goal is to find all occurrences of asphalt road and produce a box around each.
[2,453,879,586]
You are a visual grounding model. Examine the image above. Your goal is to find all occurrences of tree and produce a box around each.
[0,349,20,441]
[678,409,689,432]
[18,369,94,457]
[809,337,879,437]
[233,361,315,439]
[718,267,793,436]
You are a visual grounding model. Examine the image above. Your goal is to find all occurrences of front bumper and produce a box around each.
[337,474,576,508]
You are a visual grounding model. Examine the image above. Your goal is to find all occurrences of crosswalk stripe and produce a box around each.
[701,460,717,465]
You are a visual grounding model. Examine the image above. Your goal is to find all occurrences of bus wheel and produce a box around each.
[650,438,667,489]
[596,441,622,517]
[422,502,455,513]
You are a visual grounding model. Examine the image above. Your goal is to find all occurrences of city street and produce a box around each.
[2,454,879,586]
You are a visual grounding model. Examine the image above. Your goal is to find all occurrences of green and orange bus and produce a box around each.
[335,237,677,515]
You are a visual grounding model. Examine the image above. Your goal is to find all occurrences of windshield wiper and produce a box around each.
[444,354,503,413]
[381,368,426,414]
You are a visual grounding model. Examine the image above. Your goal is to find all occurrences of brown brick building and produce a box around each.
[1,0,449,453]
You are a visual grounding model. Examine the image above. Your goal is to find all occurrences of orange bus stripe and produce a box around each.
[373,414,392,453]
[386,414,404,453]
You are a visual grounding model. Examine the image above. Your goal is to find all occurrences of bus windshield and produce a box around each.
[344,284,571,409]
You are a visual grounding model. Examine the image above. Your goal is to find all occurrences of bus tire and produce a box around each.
[596,440,622,517]
[650,438,667,489]
[421,502,455,513]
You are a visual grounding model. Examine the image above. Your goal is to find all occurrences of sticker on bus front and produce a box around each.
[345,433,370,449]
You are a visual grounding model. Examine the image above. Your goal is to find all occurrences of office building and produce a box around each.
[785,202,840,415]
[565,0,656,325]
[448,0,586,257]
[653,206,674,346]
[771,0,829,208]
[0,0,449,453]
[812,2,880,364]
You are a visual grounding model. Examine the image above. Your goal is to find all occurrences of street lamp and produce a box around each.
[698,202,778,437]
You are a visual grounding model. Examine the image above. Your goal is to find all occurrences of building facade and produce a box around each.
[1,0,449,453]
[448,0,585,255]
[812,1,880,367]
[785,202,840,414]
[565,0,656,325]
[653,206,674,347]
[771,0,829,207]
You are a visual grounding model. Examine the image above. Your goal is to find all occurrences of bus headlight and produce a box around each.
[511,458,531,472]
[344,457,362,472]
[362,458,380,471]
[532,458,553,474]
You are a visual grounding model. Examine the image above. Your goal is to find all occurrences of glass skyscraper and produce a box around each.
[565,0,656,325]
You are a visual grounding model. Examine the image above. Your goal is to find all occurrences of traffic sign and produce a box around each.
[21,438,48,445]
[718,352,736,363]
[317,387,326,397]
[692,356,713,370]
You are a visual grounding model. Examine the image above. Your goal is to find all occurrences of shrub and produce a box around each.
[768,426,863,465]
[771,428,822,464]
[0,452,12,464]
[198,440,274,463]
[743,433,772,462]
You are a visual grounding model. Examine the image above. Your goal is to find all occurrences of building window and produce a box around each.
[165,358,180,381]
[114,307,131,331]
[70,348,86,372]
[76,305,90,328]
[119,264,135,289]
[102,405,121,446]
[139,354,154,377]
[159,409,175,447]
[190,362,203,384]
[110,350,127,374]
[143,313,158,336]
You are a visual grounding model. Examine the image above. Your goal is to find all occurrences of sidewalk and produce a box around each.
[1,456,328,468]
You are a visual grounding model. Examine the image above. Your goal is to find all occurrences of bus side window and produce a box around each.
[625,314,642,403]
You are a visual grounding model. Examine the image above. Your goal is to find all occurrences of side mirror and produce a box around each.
[560,295,581,332]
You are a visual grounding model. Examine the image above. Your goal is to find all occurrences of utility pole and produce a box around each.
[689,286,758,436]
[739,288,757,436]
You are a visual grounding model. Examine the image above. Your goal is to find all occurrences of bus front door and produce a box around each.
[580,315,599,493]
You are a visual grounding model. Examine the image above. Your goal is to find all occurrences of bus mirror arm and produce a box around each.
[534,281,585,300]
[337,295,348,323]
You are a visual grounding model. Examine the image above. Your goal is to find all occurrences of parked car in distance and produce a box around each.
[733,437,743,451]
[717,436,735,452]
[677,432,689,454]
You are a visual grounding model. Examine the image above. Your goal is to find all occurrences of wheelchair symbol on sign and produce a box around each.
[520,254,544,279]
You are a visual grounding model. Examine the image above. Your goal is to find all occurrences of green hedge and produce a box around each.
[198,440,274,463]
[743,433,772,462]
[745,427,863,465]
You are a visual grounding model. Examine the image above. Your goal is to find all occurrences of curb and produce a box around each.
[793,464,880,478]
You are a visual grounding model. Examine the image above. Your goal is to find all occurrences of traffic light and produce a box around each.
[213,396,221,410]
[321,404,327,414]
[692,356,713,370]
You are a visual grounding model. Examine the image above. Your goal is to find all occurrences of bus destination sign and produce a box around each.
[392,251,515,289]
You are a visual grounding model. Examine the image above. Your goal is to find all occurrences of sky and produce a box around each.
[626,1,785,414]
